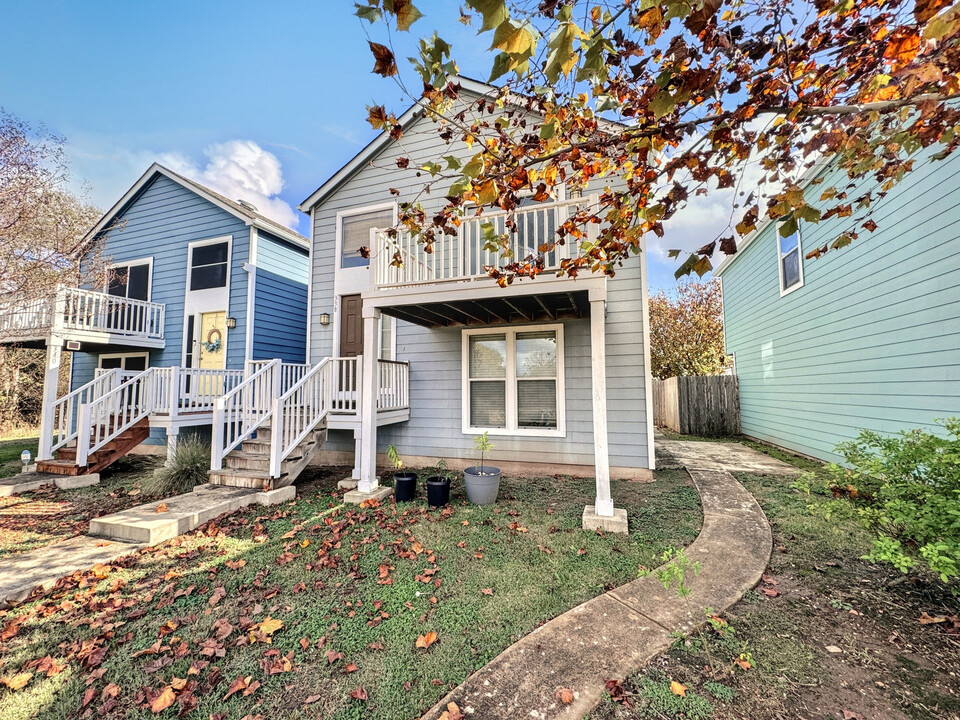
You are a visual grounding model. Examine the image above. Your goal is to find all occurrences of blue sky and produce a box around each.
[0,1,719,292]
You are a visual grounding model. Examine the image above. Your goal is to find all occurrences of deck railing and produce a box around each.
[373,196,598,289]
[377,359,409,411]
[0,286,165,342]
[211,359,282,471]
[269,359,335,478]
[246,359,311,394]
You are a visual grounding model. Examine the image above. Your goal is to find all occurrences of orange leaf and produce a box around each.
[480,588,494,595]
[155,502,168,514]
[1,672,32,690]
[555,687,575,704]
[670,681,687,697]
[259,616,283,635]
[416,632,438,649]
[883,27,920,67]
[150,686,177,713]
[222,676,250,701]
[350,686,368,701]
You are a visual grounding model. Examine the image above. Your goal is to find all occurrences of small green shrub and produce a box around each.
[144,436,210,496]
[817,419,960,585]
[703,681,736,702]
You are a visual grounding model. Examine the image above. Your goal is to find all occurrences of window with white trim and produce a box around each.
[340,207,394,268]
[190,242,229,290]
[777,223,803,294]
[463,325,564,436]
[107,261,150,300]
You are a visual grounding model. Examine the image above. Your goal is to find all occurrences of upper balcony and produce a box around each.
[368,196,604,326]
[0,286,166,349]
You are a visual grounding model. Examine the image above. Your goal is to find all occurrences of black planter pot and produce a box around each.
[393,471,417,502]
[425,475,451,507]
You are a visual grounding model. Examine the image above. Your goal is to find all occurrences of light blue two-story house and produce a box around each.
[0,163,310,474]
[715,147,960,462]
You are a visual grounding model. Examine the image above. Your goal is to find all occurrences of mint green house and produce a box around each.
[715,148,960,463]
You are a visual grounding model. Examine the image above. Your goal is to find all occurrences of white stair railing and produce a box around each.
[269,358,334,478]
[211,359,281,471]
[377,359,410,411]
[75,368,156,467]
[40,369,124,460]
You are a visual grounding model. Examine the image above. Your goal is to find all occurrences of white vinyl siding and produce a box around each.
[462,325,564,437]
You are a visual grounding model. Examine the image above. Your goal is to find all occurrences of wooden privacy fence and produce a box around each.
[653,375,741,436]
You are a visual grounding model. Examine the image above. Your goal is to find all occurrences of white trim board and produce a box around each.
[182,235,232,368]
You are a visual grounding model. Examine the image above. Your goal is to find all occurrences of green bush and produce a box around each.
[144,436,210,497]
[820,418,960,585]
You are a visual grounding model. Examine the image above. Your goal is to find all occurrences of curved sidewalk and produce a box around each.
[422,467,772,720]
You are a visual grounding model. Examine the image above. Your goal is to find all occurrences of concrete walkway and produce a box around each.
[655,435,802,476]
[0,535,145,608]
[421,466,772,720]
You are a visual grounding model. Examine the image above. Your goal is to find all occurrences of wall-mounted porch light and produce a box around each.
[225,317,237,329]
[319,312,331,326]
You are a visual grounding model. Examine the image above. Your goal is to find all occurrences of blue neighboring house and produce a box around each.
[715,147,960,463]
[0,163,310,473]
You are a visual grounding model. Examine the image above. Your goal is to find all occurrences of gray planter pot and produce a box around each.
[463,465,501,505]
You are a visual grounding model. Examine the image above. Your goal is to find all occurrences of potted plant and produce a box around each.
[425,459,452,507]
[388,445,417,502]
[463,432,501,505]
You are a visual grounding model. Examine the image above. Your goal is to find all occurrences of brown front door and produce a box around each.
[339,295,364,357]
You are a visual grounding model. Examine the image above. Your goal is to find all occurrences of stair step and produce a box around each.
[208,467,272,490]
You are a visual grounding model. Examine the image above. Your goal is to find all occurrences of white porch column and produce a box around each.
[582,289,628,533]
[352,430,362,480]
[37,337,63,461]
[166,427,180,464]
[357,305,381,494]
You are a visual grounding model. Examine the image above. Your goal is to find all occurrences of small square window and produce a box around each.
[340,208,394,269]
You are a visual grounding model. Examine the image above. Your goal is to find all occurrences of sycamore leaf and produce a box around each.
[223,676,250,701]
[416,631,439,649]
[466,0,509,32]
[350,686,369,701]
[259,617,283,636]
[368,42,398,77]
[151,686,177,713]
[650,90,675,120]
[555,687,575,704]
[667,249,682,259]
[883,27,920,66]
[384,0,423,31]
[491,20,535,56]
[155,502,168,514]
[1,672,32,690]
[354,3,381,23]
[670,681,688,697]
[477,179,499,205]
[692,256,713,278]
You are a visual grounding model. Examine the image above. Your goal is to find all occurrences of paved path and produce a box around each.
[421,466,772,720]
[655,435,802,475]
[0,535,145,608]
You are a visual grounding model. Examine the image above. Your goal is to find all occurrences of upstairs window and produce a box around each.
[340,207,394,269]
[777,223,803,295]
[463,325,564,436]
[108,261,150,301]
[190,241,229,290]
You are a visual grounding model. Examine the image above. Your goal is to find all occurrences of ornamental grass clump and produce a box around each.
[812,418,960,586]
[144,435,211,497]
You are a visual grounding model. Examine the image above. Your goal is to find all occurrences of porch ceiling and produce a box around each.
[380,289,590,328]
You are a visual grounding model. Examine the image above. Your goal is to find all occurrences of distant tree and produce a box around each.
[356,0,960,283]
[0,109,104,310]
[649,279,727,379]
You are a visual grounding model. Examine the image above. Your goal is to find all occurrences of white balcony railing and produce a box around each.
[373,196,598,289]
[0,286,165,343]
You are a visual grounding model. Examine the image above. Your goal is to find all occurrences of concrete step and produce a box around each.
[88,484,295,544]
[208,467,272,490]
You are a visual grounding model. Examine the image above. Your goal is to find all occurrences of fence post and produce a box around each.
[76,404,92,467]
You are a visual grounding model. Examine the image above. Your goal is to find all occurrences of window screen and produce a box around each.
[341,208,394,269]
[190,242,229,290]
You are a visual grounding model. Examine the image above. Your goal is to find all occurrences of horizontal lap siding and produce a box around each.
[310,104,650,470]
[253,233,309,362]
[721,149,960,462]
[70,175,252,443]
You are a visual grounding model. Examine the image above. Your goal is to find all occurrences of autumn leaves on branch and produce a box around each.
[355,0,960,281]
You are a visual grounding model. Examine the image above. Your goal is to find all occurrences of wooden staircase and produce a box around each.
[208,420,327,490]
[38,418,150,476]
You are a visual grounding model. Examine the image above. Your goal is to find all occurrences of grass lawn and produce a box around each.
[590,436,960,720]
[0,466,701,720]
[0,436,39,479]
[0,447,165,560]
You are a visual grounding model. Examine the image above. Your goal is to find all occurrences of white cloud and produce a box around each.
[161,140,299,229]
[67,136,300,230]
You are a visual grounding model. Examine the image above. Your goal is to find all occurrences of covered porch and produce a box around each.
[350,276,627,532]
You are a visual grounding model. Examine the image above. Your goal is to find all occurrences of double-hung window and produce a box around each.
[777,224,804,295]
[107,260,150,301]
[190,241,229,291]
[339,206,394,269]
[463,325,564,436]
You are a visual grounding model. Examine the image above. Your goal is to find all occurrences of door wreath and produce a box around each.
[202,327,223,353]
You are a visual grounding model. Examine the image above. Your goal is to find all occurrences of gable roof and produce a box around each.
[86,163,309,249]
[298,76,628,213]
[713,154,834,277]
